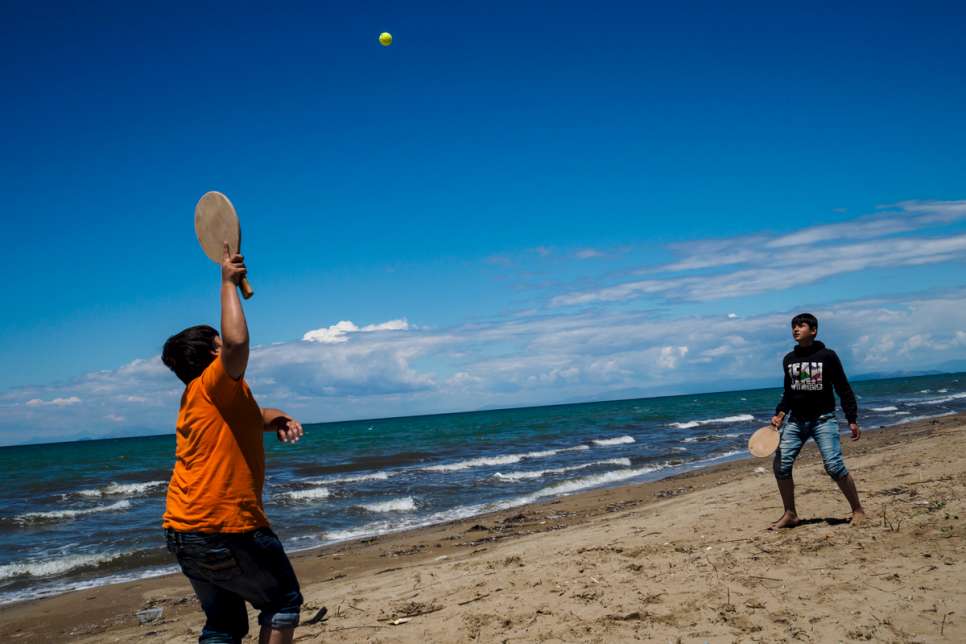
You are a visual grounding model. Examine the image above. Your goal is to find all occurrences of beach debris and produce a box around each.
[136,607,163,625]
[503,555,524,567]
[457,592,491,606]
[466,523,491,532]
[304,606,328,625]
[388,543,427,557]
[882,507,903,532]
[656,486,691,498]
[544,511,574,520]
[941,610,954,636]
[501,513,528,524]
[754,466,767,475]
[880,486,912,497]
[382,600,445,623]
[606,500,636,512]
[608,610,645,621]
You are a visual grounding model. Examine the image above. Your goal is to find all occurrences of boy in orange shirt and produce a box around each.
[162,244,304,644]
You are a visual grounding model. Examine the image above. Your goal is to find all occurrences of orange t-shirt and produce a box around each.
[163,356,269,533]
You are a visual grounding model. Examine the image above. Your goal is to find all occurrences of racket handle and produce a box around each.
[240,277,254,299]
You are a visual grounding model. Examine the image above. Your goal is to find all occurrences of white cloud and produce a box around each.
[552,200,966,306]
[362,319,410,332]
[552,279,674,306]
[25,396,81,407]
[303,320,359,343]
[657,346,689,369]
[575,248,604,259]
[302,318,410,344]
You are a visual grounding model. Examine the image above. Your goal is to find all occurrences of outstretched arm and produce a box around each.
[220,242,249,380]
[262,407,304,443]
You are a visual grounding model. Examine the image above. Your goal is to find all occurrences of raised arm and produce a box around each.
[220,242,249,380]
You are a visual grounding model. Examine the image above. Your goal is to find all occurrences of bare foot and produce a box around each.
[769,511,800,530]
[849,508,867,527]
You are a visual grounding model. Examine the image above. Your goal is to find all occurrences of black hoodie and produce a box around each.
[775,341,858,424]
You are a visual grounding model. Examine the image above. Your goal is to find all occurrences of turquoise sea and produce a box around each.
[1,373,963,605]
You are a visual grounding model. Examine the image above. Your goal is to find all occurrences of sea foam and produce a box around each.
[682,433,740,443]
[893,411,957,425]
[70,481,166,499]
[591,436,635,446]
[422,444,587,472]
[281,487,330,501]
[0,563,178,606]
[493,458,632,482]
[0,552,124,581]
[669,414,755,429]
[15,500,132,524]
[909,392,966,406]
[520,463,669,501]
[306,471,392,485]
[325,502,492,543]
[359,497,417,513]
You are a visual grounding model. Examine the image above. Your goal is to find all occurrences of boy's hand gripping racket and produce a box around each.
[194,191,253,299]
[748,412,785,458]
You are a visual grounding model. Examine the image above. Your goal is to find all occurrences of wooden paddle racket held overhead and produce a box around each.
[194,191,254,299]
[748,411,785,458]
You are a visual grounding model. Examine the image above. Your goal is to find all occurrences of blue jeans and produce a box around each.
[165,528,303,643]
[773,413,849,481]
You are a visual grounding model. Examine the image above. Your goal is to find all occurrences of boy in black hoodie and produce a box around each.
[769,313,866,529]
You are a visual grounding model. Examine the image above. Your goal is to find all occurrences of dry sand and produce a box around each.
[3,414,965,643]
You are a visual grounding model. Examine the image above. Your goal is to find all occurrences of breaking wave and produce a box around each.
[15,500,133,524]
[493,458,632,482]
[359,497,417,513]
[591,436,635,446]
[670,414,755,429]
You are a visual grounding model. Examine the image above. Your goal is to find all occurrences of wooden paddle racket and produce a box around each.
[748,411,785,458]
[194,191,254,299]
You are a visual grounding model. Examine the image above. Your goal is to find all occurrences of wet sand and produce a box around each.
[3,413,965,642]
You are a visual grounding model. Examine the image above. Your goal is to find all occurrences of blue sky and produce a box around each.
[2,2,966,444]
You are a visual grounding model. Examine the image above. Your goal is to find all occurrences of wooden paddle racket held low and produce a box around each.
[748,411,785,458]
[194,191,254,299]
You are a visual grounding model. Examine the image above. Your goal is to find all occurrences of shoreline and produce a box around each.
[0,411,949,607]
[3,412,965,641]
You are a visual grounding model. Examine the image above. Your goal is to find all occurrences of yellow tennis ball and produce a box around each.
[379,32,392,46]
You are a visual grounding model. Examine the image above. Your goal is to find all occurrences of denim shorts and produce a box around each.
[165,527,303,643]
[772,413,849,481]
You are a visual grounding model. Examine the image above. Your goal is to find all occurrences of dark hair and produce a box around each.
[791,313,818,330]
[162,325,219,385]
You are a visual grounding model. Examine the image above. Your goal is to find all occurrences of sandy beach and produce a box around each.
[3,413,964,643]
